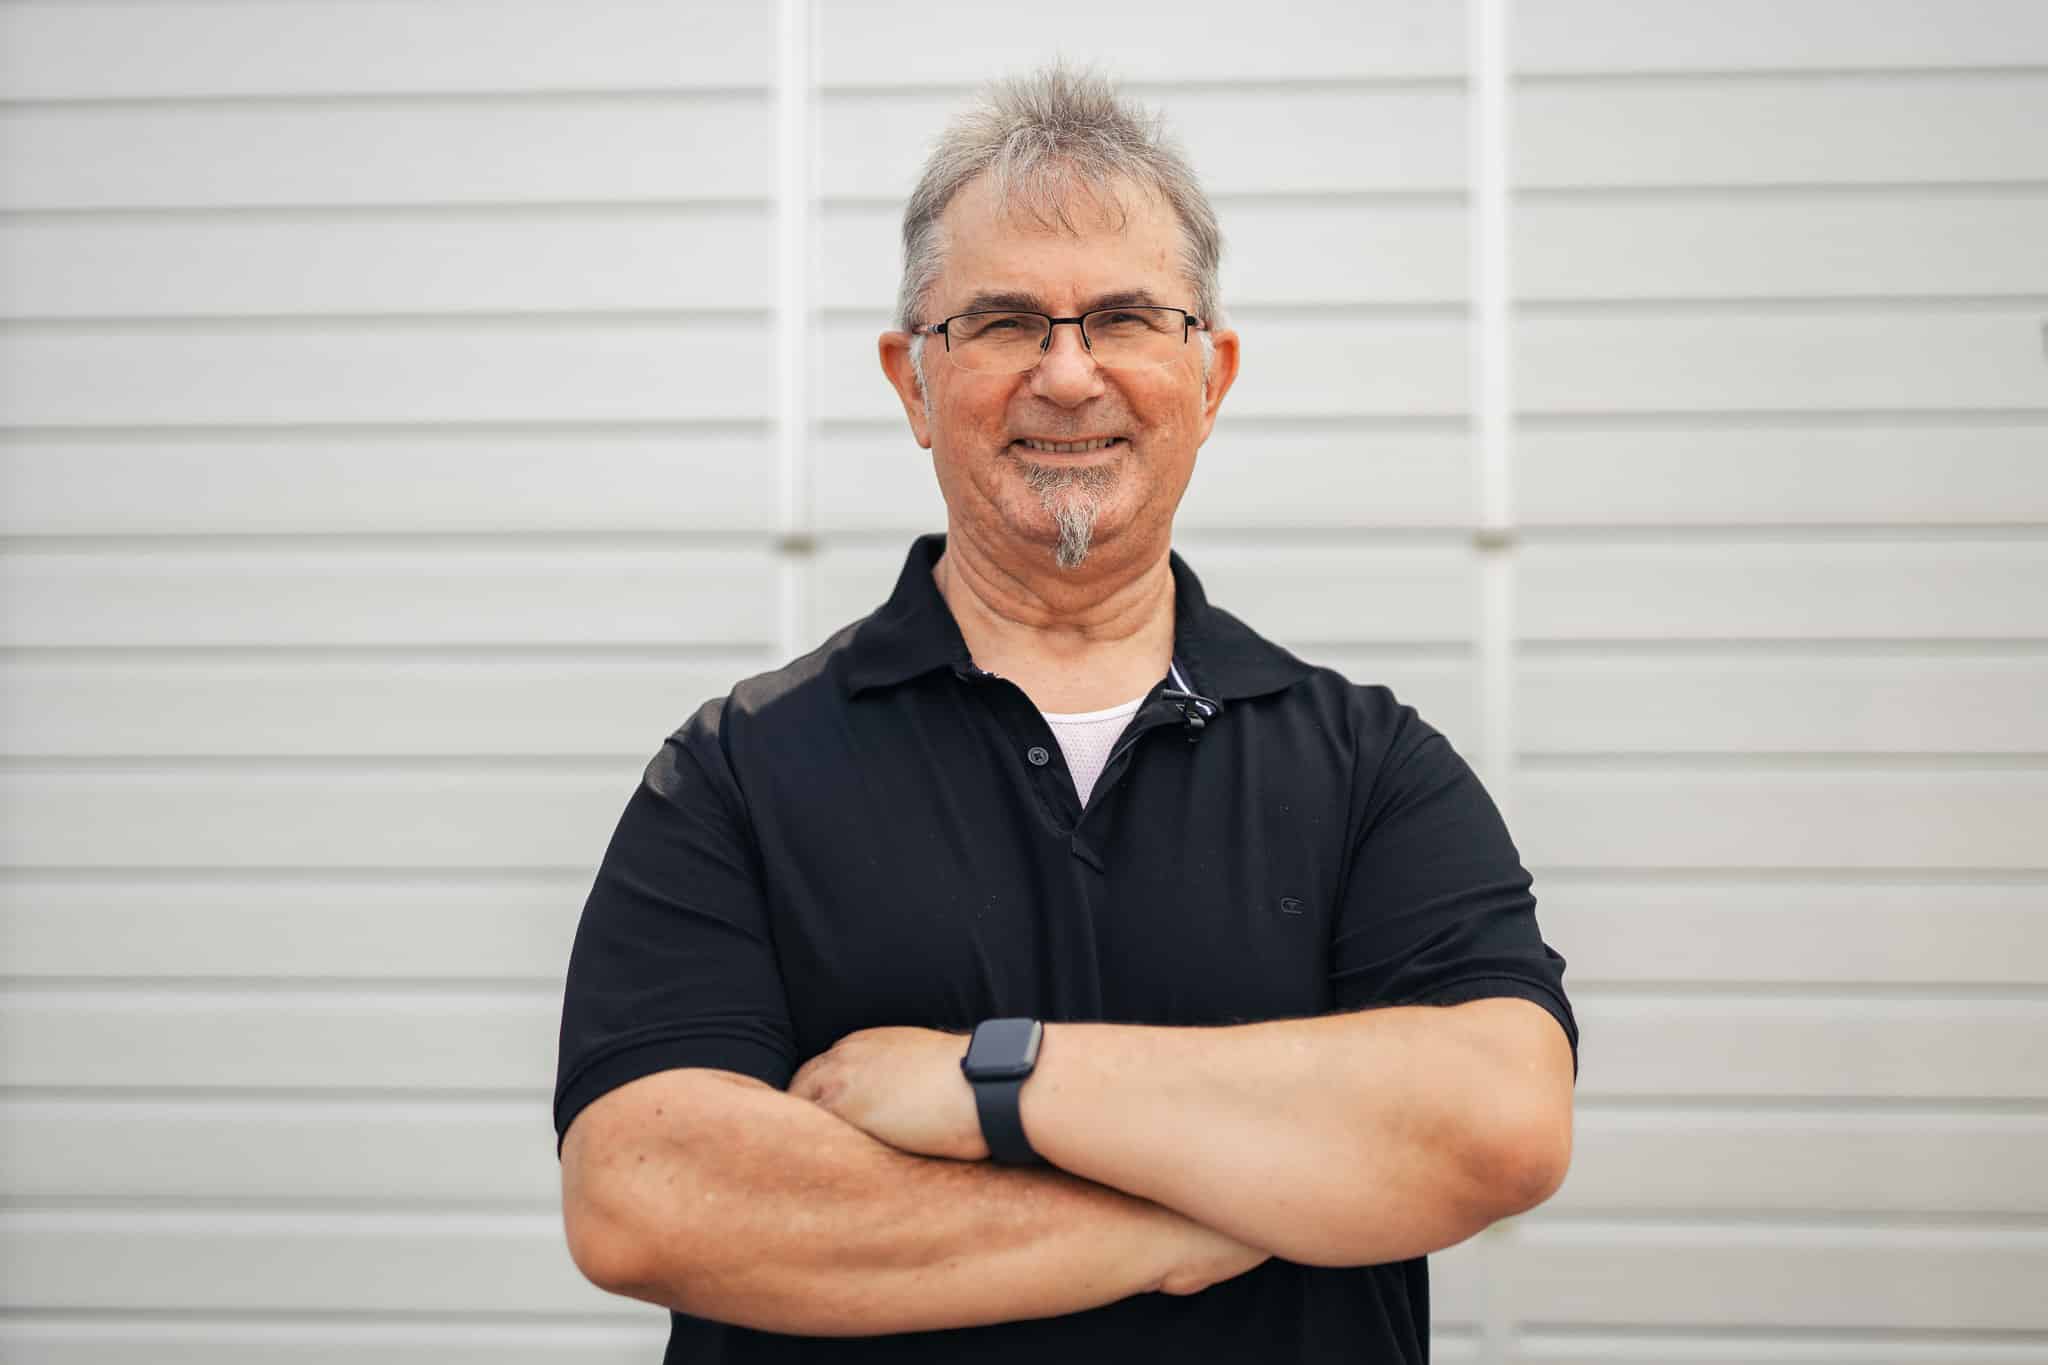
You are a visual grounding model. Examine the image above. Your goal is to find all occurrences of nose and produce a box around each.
[1028,321,1106,406]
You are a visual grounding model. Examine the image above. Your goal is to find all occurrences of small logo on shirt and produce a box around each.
[1279,897,1305,916]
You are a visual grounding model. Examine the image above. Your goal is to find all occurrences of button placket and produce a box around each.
[957,667,1082,828]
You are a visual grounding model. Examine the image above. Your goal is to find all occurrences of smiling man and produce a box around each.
[554,67,1577,1364]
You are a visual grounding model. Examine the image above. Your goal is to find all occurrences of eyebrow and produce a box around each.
[957,287,1166,315]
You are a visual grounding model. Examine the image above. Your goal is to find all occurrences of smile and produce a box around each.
[1015,437,1124,454]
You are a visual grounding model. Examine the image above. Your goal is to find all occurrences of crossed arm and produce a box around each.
[559,995,1574,1334]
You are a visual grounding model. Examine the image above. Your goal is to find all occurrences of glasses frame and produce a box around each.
[911,306,1209,372]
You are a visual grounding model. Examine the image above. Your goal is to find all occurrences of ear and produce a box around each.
[1195,326,1241,446]
[878,331,933,449]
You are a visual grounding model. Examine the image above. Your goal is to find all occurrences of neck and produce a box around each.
[933,521,1176,713]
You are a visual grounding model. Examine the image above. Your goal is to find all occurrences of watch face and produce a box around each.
[963,1017,1041,1080]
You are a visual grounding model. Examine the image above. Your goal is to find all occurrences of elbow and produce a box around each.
[1479,1100,1573,1219]
[565,1193,714,1310]
[563,1190,657,1298]
[560,1138,705,1306]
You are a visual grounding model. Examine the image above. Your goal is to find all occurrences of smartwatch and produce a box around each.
[961,1017,1047,1166]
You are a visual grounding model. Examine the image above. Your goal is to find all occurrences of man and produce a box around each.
[554,67,1576,1364]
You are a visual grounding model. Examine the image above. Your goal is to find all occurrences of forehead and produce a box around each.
[931,172,1187,310]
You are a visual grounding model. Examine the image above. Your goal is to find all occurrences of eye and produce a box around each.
[953,312,1038,341]
[1089,309,1170,335]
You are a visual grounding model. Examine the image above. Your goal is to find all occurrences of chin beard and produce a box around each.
[1019,461,1120,569]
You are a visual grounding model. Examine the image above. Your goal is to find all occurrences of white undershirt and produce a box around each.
[1040,694,1147,806]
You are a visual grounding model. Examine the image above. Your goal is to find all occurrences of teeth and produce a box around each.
[1019,437,1118,453]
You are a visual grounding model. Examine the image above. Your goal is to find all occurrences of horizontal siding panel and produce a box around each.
[1517,73,2048,189]
[0,546,779,649]
[1312,652,1476,752]
[1516,308,2047,415]
[819,88,1467,200]
[1517,421,2048,527]
[1554,1107,2048,1215]
[794,539,1028,645]
[1516,767,2048,871]
[1514,1334,2048,1365]
[818,0,1462,83]
[1539,881,2048,986]
[1518,541,2048,643]
[0,1211,628,1316]
[0,208,775,319]
[1517,0,2048,73]
[0,429,777,536]
[815,207,909,317]
[1069,536,1478,645]
[0,97,772,211]
[1176,424,1471,528]
[1219,200,1468,307]
[0,0,773,99]
[803,430,944,533]
[809,423,1471,533]
[1519,653,2048,754]
[1571,992,2048,1099]
[6,1214,1474,1350]
[1,654,761,758]
[1518,190,2048,301]
[0,875,587,979]
[0,1214,1468,1347]
[0,1097,554,1205]
[7,986,2043,1132]
[806,540,1476,651]
[1431,1239,1482,1328]
[0,319,772,427]
[0,987,557,1091]
[820,198,1469,312]
[0,769,633,870]
[815,315,1469,421]
[0,1319,667,1365]
[1504,1221,2048,1331]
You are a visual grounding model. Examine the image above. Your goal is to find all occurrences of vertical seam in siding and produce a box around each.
[774,0,816,659]
[1471,0,1520,1360]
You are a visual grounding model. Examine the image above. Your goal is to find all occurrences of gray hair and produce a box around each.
[897,66,1224,387]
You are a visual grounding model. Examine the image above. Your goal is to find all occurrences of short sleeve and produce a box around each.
[1330,705,1579,1078]
[553,698,797,1150]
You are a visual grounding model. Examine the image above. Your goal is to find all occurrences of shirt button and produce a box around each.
[1026,745,1051,766]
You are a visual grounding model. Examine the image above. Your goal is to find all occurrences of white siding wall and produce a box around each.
[0,2,2041,1360]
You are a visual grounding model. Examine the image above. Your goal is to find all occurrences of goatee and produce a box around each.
[1020,461,1120,569]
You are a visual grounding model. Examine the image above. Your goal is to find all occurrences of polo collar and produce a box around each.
[841,533,1314,702]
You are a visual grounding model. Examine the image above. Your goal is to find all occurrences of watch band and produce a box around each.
[970,1073,1045,1166]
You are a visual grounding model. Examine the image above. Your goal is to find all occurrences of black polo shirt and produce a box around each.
[556,533,1577,1365]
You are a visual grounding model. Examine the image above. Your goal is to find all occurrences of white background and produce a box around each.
[2,1,2046,1360]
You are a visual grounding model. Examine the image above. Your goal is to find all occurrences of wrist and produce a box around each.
[962,1017,1047,1166]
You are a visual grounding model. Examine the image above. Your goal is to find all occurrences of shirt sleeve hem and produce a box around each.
[1403,975,1580,1081]
[554,1033,793,1155]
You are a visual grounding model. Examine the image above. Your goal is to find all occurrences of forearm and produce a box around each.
[1018,999,1572,1267]
[567,1073,1218,1336]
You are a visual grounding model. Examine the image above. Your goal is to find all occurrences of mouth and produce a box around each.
[1011,436,1126,455]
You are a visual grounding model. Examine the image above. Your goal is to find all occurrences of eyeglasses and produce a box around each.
[913,306,1207,374]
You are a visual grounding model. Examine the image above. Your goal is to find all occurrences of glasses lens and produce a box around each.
[944,312,1052,373]
[1082,308,1187,370]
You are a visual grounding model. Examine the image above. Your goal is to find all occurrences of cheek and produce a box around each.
[1135,386,1206,448]
[930,400,1018,460]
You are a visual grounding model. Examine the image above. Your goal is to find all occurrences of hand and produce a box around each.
[789,1026,989,1162]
